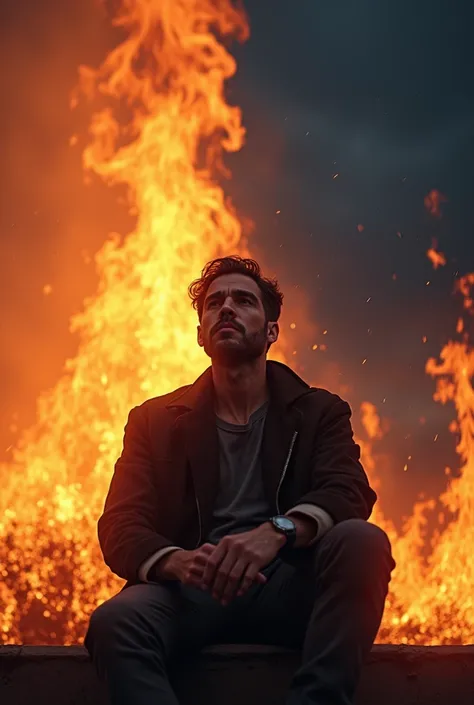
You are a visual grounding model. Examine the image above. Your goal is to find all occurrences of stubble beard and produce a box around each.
[205,326,268,367]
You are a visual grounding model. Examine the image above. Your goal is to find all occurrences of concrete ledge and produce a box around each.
[1,644,474,705]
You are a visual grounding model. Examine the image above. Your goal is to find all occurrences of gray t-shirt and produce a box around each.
[206,402,272,545]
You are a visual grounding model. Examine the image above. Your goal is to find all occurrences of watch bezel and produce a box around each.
[274,516,296,532]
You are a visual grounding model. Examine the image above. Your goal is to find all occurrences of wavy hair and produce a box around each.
[188,256,283,322]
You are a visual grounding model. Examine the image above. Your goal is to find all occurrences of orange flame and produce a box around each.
[457,273,474,313]
[359,275,474,644]
[427,244,447,270]
[1,1,474,647]
[0,0,250,645]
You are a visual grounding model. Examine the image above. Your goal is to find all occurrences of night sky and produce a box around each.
[1,0,473,524]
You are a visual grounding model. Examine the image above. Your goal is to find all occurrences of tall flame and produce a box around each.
[0,0,250,644]
[1,0,474,646]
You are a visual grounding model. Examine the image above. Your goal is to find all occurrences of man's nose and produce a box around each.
[220,297,236,315]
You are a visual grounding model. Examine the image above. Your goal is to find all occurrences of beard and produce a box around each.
[203,324,268,367]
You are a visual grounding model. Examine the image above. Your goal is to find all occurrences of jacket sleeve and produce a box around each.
[98,405,177,583]
[285,503,334,544]
[138,546,184,582]
[296,395,377,523]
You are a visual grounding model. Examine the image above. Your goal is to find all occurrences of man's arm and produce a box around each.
[290,394,376,526]
[285,503,334,546]
[138,546,184,582]
[98,405,178,583]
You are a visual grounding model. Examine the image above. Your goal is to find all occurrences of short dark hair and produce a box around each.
[188,256,284,322]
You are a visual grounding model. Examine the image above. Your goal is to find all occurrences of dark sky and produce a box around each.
[1,0,473,522]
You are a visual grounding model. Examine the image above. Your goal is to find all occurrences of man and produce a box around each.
[85,256,395,705]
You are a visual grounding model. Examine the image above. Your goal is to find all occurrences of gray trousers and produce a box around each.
[85,519,395,705]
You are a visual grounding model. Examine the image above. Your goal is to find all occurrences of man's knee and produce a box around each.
[332,519,391,554]
[85,597,129,652]
[85,584,166,653]
[318,519,395,579]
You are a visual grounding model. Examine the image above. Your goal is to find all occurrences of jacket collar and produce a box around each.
[165,360,310,412]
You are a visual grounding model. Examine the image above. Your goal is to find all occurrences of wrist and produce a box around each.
[287,514,319,548]
[152,549,182,581]
[264,520,290,548]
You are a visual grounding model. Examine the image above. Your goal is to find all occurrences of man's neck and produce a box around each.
[212,358,268,425]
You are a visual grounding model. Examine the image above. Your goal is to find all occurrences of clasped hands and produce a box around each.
[161,522,286,606]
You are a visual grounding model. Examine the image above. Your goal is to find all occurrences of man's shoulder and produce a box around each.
[135,384,192,416]
[296,385,351,416]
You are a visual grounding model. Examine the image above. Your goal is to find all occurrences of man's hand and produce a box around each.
[202,523,286,606]
[154,545,215,587]
[154,544,268,592]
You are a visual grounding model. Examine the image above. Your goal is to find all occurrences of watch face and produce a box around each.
[275,516,295,531]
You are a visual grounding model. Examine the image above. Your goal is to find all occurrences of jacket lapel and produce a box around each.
[261,361,309,512]
[167,368,220,542]
[261,402,301,513]
[181,406,220,541]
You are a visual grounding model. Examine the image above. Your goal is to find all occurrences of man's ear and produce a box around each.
[267,321,279,346]
[197,324,204,348]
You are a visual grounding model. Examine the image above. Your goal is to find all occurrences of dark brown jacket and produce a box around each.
[98,361,376,584]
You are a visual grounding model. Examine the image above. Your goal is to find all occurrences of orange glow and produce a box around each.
[360,402,383,441]
[457,273,474,312]
[424,189,447,218]
[1,0,474,647]
[427,246,447,270]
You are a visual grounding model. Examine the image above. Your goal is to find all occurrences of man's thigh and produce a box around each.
[232,556,316,648]
[85,580,234,664]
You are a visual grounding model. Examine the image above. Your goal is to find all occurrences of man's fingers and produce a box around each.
[189,561,205,579]
[211,550,239,601]
[236,571,267,598]
[194,543,215,564]
[202,543,226,588]
[185,571,204,588]
[219,558,249,604]
[199,543,216,554]
[197,538,268,601]
[236,563,261,598]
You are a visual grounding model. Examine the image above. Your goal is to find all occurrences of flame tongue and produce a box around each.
[75,0,251,404]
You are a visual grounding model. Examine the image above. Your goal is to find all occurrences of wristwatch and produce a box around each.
[269,515,297,554]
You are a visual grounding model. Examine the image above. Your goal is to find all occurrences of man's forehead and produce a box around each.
[205,274,261,298]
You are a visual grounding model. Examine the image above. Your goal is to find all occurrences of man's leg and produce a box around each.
[237,519,395,705]
[85,581,234,705]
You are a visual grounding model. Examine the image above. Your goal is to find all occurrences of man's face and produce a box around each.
[197,273,279,365]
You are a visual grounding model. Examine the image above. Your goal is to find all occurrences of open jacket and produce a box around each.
[98,361,377,585]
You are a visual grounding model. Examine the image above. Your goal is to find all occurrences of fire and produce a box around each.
[0,0,249,645]
[373,285,474,644]
[427,242,447,270]
[1,0,473,646]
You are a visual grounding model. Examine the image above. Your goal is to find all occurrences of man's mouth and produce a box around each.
[215,322,240,333]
